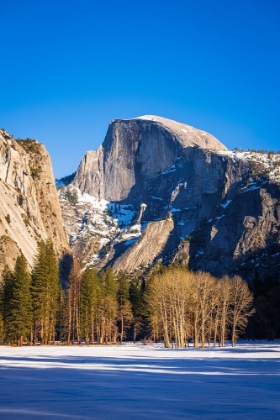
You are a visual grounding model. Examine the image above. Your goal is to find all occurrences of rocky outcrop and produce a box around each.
[112,219,174,273]
[0,130,69,275]
[182,181,280,280]
[60,116,280,282]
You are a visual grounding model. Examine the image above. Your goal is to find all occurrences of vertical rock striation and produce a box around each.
[73,116,227,201]
[0,130,69,274]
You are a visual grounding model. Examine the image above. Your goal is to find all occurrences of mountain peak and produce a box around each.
[74,115,227,201]
[135,115,227,151]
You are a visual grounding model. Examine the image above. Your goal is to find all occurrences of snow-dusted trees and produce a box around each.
[146,268,254,348]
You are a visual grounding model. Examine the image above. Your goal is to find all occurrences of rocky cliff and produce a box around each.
[73,116,227,201]
[0,130,69,274]
[59,116,280,281]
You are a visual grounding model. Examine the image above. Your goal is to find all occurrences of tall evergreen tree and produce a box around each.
[97,269,117,344]
[66,258,82,344]
[0,312,3,345]
[129,277,146,341]
[31,240,47,343]
[31,239,60,343]
[0,266,13,342]
[45,238,61,342]
[80,267,99,344]
[117,271,132,342]
[5,253,32,345]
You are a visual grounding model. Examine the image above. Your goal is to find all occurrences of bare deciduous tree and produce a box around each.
[229,276,254,347]
[146,268,255,348]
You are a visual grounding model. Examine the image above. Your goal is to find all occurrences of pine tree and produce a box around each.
[45,238,60,342]
[31,241,47,343]
[97,269,117,344]
[104,268,117,343]
[31,239,60,344]
[129,277,145,342]
[0,312,3,344]
[80,268,99,344]
[66,258,82,344]
[57,287,66,342]
[0,266,13,342]
[117,271,132,342]
[5,253,32,345]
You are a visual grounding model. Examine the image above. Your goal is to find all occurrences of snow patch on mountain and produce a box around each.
[58,185,143,267]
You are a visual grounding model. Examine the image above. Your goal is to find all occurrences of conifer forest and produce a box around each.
[1,239,278,347]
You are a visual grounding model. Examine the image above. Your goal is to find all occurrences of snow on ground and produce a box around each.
[0,342,280,419]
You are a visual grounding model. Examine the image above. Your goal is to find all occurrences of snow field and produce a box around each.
[0,342,280,419]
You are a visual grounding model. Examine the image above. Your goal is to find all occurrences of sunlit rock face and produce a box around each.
[0,130,69,275]
[61,116,280,280]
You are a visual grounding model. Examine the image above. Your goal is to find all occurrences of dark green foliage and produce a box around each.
[31,239,61,343]
[129,277,146,342]
[65,258,82,344]
[129,277,145,317]
[65,187,78,205]
[117,271,132,342]
[95,269,118,343]
[5,254,32,345]
[99,268,117,299]
[0,266,13,343]
[1,252,278,345]
[0,266,13,323]
[0,312,3,344]
[80,268,99,343]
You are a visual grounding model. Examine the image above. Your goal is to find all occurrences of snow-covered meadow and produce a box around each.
[0,342,280,419]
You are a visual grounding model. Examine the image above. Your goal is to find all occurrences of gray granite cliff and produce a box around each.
[60,116,280,281]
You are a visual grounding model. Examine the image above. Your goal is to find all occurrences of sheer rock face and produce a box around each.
[0,130,69,274]
[112,219,174,273]
[64,116,280,280]
[74,116,227,201]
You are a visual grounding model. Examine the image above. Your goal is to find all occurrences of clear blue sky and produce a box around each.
[1,0,279,178]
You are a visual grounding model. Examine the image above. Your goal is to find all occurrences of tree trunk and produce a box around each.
[120,314,124,343]
[231,322,236,347]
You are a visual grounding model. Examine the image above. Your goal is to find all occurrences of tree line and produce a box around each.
[0,240,143,346]
[0,241,257,347]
